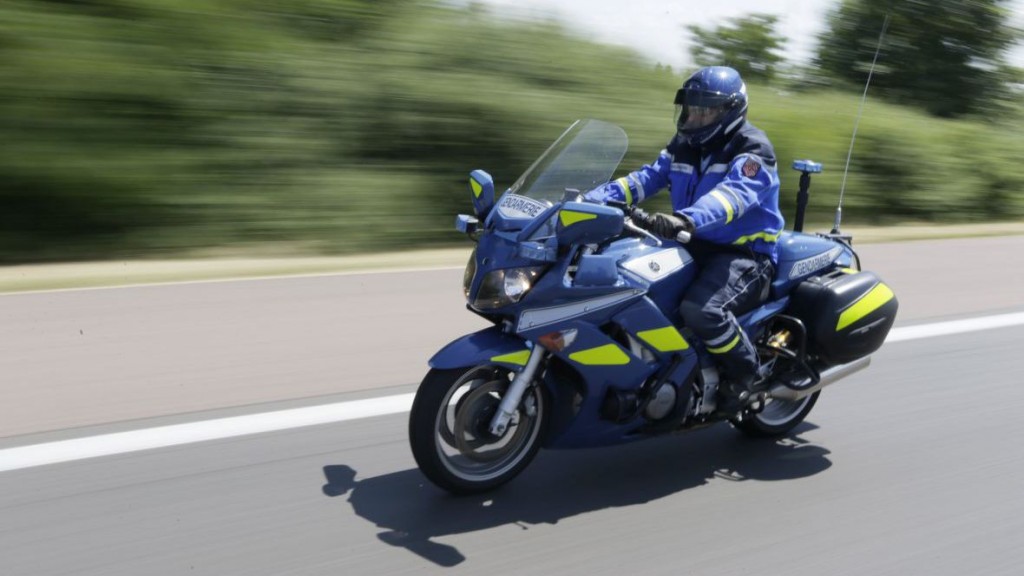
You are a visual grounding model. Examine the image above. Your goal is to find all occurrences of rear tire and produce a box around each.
[732,391,820,438]
[409,366,547,495]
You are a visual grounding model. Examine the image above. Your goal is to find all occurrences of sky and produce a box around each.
[476,0,1024,71]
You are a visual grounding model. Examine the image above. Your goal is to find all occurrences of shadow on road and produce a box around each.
[322,423,830,567]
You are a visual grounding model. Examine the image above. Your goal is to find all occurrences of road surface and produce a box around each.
[1,236,1023,575]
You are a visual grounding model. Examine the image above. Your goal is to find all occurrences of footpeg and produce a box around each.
[714,389,749,417]
[744,391,769,414]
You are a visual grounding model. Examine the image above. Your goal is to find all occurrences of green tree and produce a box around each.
[816,0,1022,117]
[687,14,786,81]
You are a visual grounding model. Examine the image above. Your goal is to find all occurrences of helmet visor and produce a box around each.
[674,88,730,133]
[674,104,724,132]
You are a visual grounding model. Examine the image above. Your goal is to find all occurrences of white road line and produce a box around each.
[0,266,465,297]
[885,312,1024,342]
[2,311,1024,473]
[0,394,414,473]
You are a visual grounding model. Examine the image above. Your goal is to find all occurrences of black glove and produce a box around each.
[647,212,695,239]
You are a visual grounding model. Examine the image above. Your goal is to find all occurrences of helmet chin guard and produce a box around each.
[675,66,748,147]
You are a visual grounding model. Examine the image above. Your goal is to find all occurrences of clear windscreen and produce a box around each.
[507,119,628,204]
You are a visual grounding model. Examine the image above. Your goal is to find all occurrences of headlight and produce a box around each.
[463,249,477,299]
[471,266,544,310]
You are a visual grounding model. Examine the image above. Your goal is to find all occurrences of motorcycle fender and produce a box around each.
[429,326,532,370]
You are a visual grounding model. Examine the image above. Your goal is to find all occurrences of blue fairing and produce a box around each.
[429,326,529,370]
[602,237,696,318]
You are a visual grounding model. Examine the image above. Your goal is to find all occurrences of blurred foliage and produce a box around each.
[688,14,786,82]
[0,0,1022,263]
[817,0,1023,117]
[753,86,1024,225]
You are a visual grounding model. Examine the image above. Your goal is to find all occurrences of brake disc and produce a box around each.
[452,380,530,463]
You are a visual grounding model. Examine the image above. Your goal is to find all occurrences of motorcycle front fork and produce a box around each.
[488,345,546,436]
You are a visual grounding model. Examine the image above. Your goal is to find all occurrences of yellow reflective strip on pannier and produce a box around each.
[710,190,735,224]
[637,326,690,352]
[836,283,895,332]
[559,210,598,227]
[568,344,631,365]
[490,350,531,366]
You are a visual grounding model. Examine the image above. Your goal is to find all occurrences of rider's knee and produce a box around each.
[679,299,723,333]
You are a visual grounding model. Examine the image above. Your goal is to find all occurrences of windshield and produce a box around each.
[507,119,628,203]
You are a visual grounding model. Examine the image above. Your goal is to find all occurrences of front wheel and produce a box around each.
[732,391,820,438]
[409,366,547,495]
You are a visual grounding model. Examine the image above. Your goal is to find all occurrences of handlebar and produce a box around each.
[622,219,662,246]
[615,202,691,244]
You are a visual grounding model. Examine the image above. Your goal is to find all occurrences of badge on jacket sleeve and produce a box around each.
[742,158,761,178]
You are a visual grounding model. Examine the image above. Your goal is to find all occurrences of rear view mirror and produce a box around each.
[555,202,623,247]
[470,170,495,218]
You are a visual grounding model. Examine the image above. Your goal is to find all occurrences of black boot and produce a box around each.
[715,374,755,415]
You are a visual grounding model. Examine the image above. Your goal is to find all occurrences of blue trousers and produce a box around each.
[679,246,775,385]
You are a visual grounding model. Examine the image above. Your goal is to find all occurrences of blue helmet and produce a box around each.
[674,66,748,146]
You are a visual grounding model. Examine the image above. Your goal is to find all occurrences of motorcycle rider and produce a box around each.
[585,66,784,413]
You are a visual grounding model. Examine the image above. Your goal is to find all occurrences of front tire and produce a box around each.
[409,366,547,495]
[733,391,820,438]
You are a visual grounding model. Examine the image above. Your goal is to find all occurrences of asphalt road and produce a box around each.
[2,325,1023,575]
[2,235,1023,439]
[1,236,1024,575]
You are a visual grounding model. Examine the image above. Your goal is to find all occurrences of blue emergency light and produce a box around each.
[792,160,823,173]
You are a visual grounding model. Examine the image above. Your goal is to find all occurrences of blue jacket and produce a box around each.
[586,121,785,263]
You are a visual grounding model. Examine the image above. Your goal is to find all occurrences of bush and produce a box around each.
[0,0,1021,262]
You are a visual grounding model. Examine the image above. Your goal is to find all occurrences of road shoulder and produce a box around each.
[3,222,1023,294]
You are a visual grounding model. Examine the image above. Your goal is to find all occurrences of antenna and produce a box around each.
[834,11,891,234]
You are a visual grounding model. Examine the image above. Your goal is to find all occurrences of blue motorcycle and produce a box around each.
[409,119,898,495]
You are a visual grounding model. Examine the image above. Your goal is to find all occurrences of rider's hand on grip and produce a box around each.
[647,212,694,240]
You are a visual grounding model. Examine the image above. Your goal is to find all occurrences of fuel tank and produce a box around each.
[603,238,697,317]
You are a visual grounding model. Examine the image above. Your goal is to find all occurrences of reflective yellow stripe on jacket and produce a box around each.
[615,177,633,205]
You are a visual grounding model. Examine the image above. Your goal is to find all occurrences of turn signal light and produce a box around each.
[538,329,577,352]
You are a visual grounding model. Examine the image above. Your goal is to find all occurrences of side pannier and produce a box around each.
[787,270,899,365]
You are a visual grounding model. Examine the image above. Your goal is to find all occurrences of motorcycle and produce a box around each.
[409,119,898,495]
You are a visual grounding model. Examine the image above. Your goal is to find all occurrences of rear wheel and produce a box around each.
[409,366,547,495]
[733,391,819,438]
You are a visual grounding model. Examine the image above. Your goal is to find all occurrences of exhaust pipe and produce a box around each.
[769,356,872,401]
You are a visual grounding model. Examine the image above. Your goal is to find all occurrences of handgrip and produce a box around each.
[625,204,691,244]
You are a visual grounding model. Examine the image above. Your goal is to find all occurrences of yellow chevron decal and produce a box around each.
[559,210,598,227]
[568,344,630,365]
[470,178,483,198]
[490,350,530,366]
[637,326,690,352]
